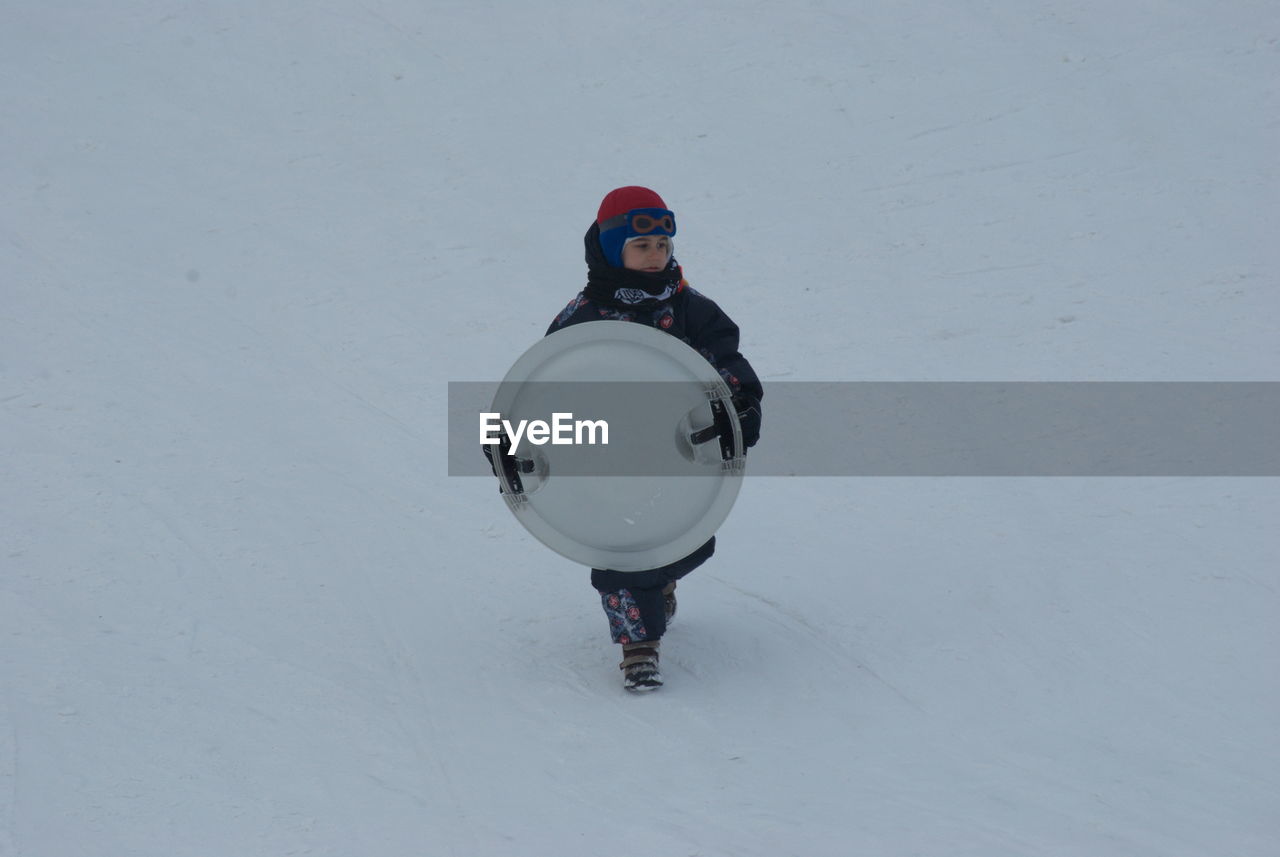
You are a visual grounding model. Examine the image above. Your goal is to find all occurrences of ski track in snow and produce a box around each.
[704,571,925,712]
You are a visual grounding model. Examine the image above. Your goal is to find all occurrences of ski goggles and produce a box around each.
[600,209,676,237]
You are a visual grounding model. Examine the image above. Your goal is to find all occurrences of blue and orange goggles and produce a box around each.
[600,208,677,238]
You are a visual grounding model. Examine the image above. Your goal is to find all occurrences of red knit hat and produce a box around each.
[597,186,668,223]
[596,186,677,268]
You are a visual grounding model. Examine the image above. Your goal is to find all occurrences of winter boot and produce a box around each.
[663,581,678,627]
[620,641,662,692]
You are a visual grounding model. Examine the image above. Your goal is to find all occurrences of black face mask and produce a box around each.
[582,223,683,308]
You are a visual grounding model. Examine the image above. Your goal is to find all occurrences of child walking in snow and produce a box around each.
[547,186,763,691]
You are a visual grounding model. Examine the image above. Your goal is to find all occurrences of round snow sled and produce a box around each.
[487,321,745,571]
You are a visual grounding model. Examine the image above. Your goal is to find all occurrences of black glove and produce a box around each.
[481,437,504,493]
[482,439,499,474]
[482,431,535,494]
[732,393,761,449]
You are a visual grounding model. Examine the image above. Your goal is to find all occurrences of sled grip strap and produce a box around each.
[688,397,738,461]
[493,431,536,495]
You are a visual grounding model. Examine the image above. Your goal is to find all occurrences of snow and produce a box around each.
[3,1,1278,855]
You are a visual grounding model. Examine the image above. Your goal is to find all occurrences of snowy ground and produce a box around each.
[3,2,1278,855]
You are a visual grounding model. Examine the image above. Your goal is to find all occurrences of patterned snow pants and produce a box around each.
[591,537,715,644]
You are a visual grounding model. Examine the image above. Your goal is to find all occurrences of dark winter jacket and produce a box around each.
[546,224,764,433]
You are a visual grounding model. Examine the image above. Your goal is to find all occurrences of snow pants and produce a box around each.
[591,537,715,644]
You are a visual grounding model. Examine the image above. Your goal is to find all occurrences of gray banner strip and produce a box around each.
[450,382,1280,476]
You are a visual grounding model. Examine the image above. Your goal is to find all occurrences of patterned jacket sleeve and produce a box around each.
[685,293,764,404]
[546,293,592,335]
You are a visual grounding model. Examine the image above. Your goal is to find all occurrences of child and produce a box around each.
[547,186,763,691]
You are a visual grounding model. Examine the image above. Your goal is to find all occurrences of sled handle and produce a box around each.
[688,397,740,462]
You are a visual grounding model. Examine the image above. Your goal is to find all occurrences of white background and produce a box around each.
[3,2,1277,854]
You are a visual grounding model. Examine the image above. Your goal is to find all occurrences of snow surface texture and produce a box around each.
[3,2,1278,855]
